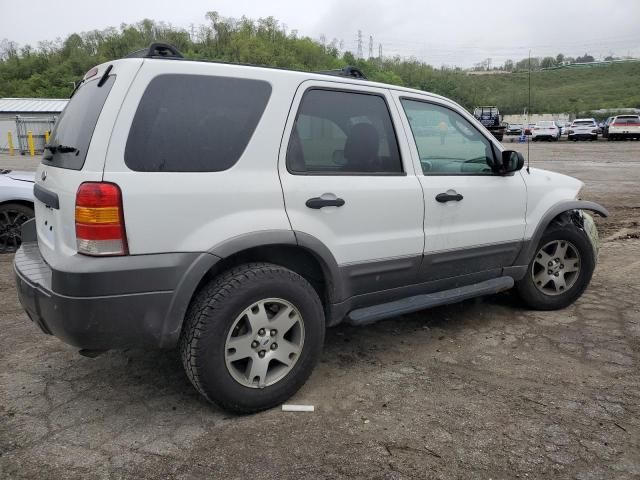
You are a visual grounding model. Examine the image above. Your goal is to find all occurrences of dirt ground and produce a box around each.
[1,141,639,479]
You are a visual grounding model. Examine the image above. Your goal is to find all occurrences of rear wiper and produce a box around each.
[44,144,78,154]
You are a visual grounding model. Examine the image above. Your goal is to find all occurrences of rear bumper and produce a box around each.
[568,133,597,139]
[14,239,208,350]
[608,131,640,139]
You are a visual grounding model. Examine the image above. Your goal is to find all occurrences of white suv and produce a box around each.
[568,118,599,141]
[532,121,560,141]
[14,44,608,413]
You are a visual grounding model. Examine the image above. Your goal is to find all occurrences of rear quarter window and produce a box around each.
[125,75,272,172]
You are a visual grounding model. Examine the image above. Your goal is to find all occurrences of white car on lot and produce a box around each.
[0,169,34,252]
[607,115,640,141]
[568,118,599,141]
[14,43,608,413]
[532,121,560,141]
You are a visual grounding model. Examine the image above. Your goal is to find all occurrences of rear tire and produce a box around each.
[516,221,596,310]
[180,262,325,413]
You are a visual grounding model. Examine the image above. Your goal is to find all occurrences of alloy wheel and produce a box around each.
[532,240,581,296]
[225,298,305,388]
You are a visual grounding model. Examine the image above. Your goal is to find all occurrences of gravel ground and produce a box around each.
[1,141,639,479]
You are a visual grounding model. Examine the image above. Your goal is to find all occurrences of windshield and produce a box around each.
[573,120,594,126]
[42,75,115,170]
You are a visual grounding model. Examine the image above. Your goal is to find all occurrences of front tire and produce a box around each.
[516,221,596,310]
[180,263,325,413]
[0,203,34,253]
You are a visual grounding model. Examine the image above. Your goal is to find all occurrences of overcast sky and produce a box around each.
[2,0,639,67]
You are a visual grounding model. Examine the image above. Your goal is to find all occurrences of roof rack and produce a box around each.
[315,66,368,80]
[122,44,369,81]
[126,43,184,59]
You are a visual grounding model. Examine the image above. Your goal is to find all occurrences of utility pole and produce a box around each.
[357,30,363,59]
[368,35,373,59]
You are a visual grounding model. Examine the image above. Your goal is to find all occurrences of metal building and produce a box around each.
[0,98,68,154]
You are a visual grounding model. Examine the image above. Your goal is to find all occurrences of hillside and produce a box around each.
[0,14,638,115]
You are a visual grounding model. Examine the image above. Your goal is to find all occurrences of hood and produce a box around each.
[3,170,36,183]
[526,167,583,190]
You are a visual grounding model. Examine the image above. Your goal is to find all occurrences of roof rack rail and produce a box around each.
[126,43,184,59]
[316,66,368,80]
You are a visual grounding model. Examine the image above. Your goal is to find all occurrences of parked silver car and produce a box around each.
[0,169,34,252]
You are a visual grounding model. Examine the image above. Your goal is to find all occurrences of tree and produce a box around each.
[576,53,595,63]
[503,59,514,71]
[541,56,556,69]
[556,53,564,64]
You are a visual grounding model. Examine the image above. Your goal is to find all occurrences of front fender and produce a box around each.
[515,200,608,266]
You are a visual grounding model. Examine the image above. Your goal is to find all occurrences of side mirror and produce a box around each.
[500,150,525,174]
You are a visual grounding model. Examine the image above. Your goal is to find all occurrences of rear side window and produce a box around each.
[42,76,115,170]
[287,89,403,175]
[125,75,271,172]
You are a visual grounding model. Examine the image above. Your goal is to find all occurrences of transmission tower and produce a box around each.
[378,43,382,59]
[368,35,373,58]
[357,30,363,59]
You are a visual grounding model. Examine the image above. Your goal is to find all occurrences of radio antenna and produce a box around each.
[527,49,531,174]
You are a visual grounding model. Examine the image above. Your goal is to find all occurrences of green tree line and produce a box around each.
[1,13,639,114]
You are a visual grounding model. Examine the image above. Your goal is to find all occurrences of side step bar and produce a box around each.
[347,276,515,326]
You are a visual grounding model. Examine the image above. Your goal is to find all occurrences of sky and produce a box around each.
[2,0,639,67]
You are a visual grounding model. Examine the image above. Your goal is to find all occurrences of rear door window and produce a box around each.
[125,75,271,172]
[42,76,115,170]
[286,89,403,175]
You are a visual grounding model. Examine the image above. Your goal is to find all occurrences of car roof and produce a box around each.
[123,57,452,104]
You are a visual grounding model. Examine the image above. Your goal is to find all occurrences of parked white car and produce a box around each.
[568,118,598,141]
[532,121,561,141]
[14,43,608,413]
[0,169,34,252]
[607,115,640,141]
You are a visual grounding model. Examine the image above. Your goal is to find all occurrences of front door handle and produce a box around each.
[306,197,346,209]
[435,192,463,203]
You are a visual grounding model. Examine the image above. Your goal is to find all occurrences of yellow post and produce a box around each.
[7,131,14,156]
[27,130,35,157]
[44,130,50,144]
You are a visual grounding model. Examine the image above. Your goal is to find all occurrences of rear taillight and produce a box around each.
[75,182,128,256]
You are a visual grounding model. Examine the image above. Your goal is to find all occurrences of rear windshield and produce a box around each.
[537,121,554,127]
[614,116,640,124]
[125,74,271,172]
[42,75,115,170]
[573,120,595,126]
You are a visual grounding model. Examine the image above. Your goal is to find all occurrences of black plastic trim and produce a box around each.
[33,183,59,209]
[340,255,422,297]
[347,276,514,325]
[209,230,296,258]
[515,200,608,265]
[420,241,522,282]
[293,231,344,303]
[328,268,503,326]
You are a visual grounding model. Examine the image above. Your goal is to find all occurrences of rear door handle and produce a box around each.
[306,197,346,209]
[435,192,463,203]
